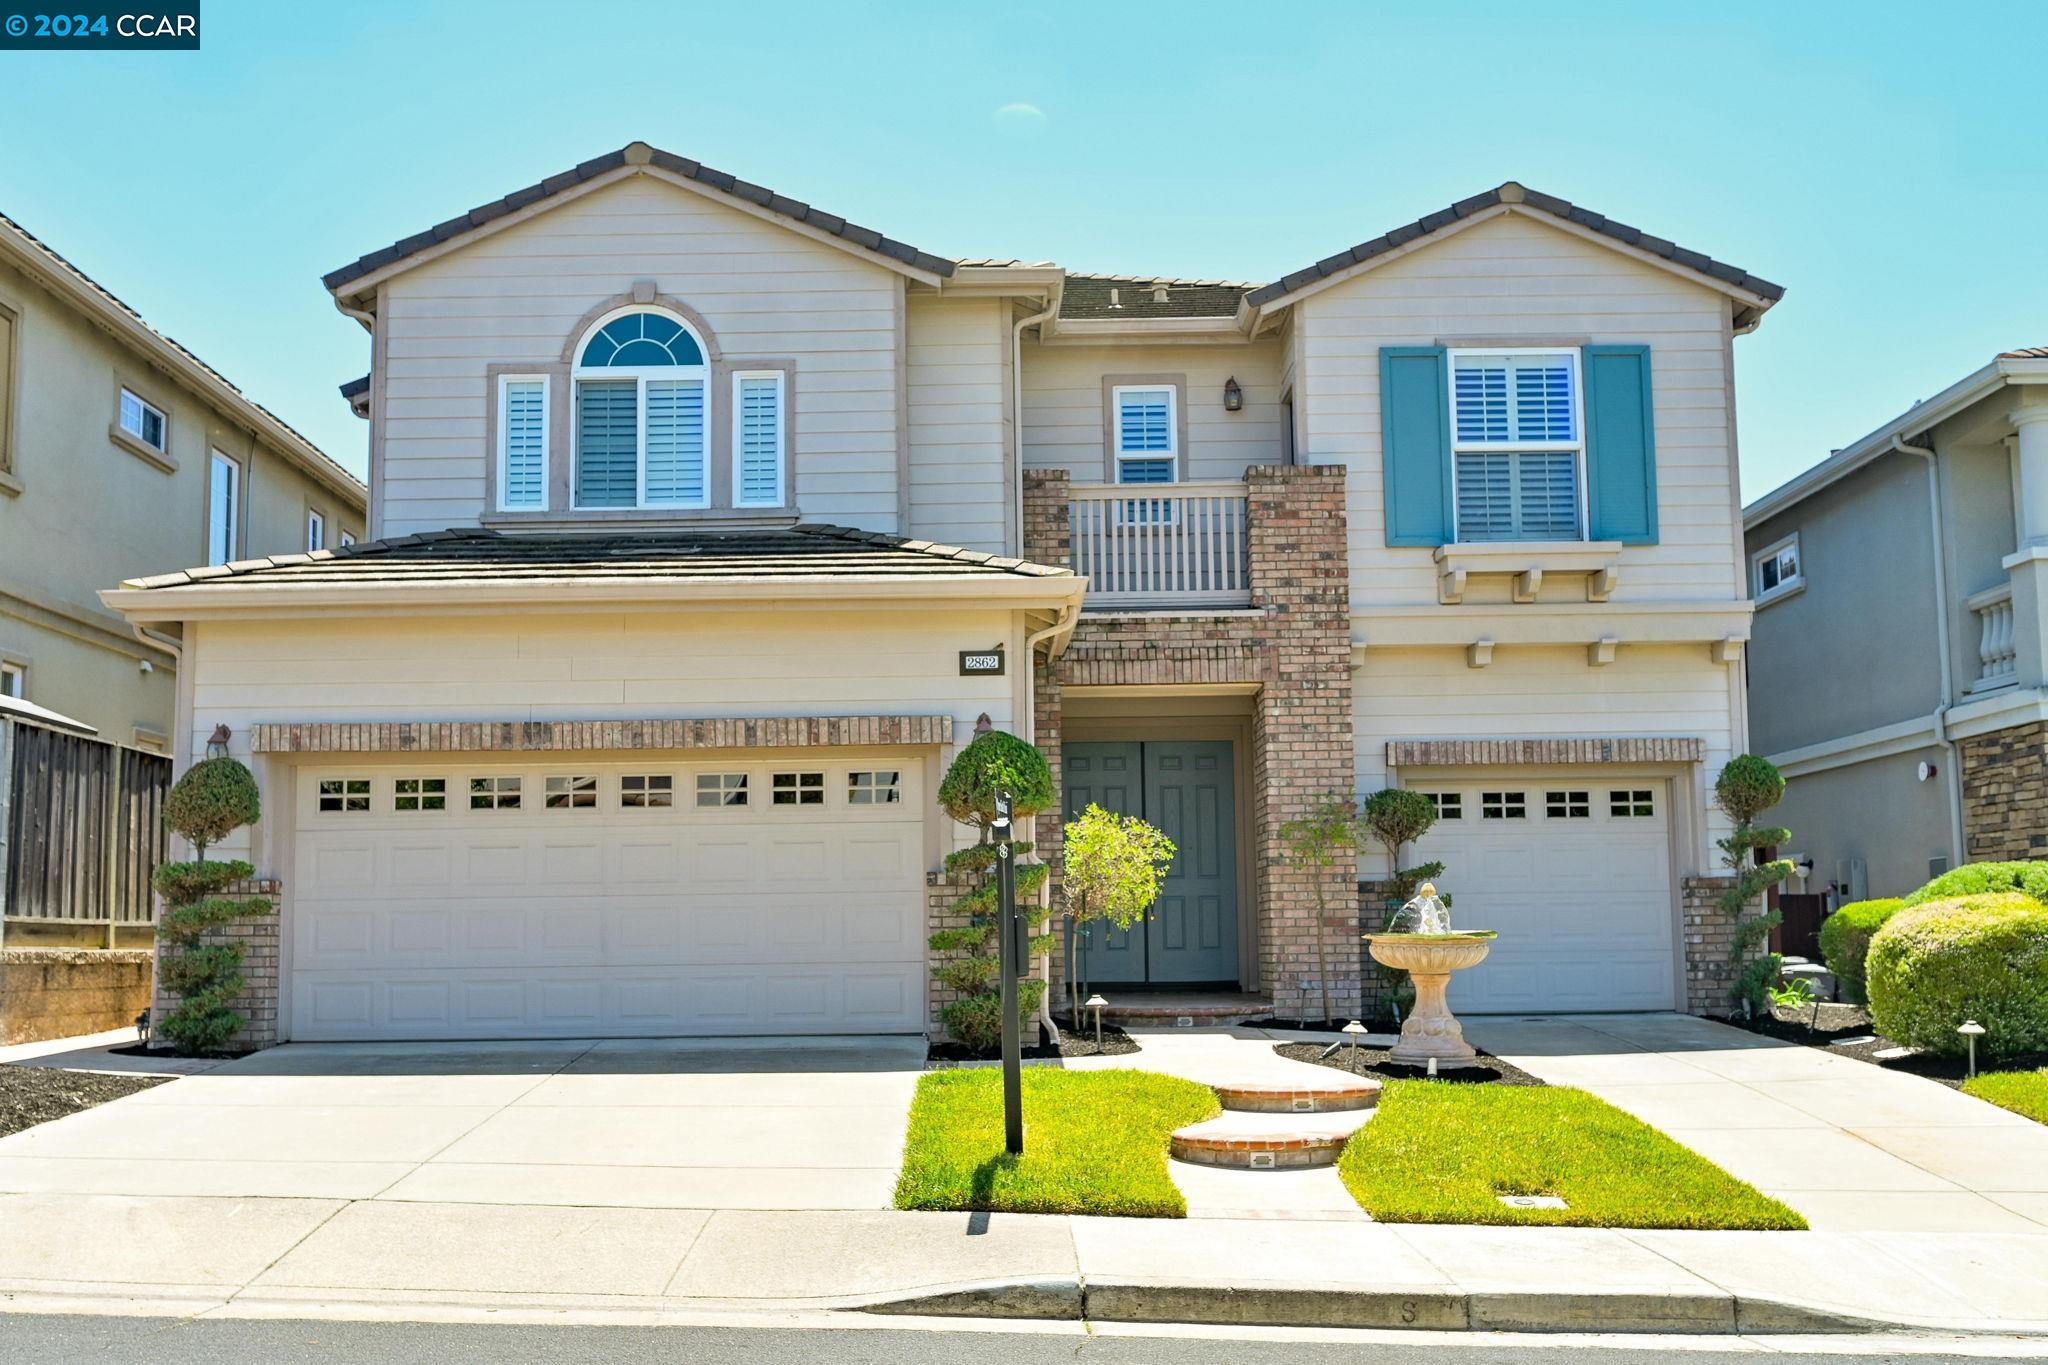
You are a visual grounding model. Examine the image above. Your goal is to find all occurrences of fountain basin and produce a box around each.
[1365,931,1495,974]
[1364,931,1496,1069]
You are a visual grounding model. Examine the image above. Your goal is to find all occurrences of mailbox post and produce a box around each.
[993,789,1024,1155]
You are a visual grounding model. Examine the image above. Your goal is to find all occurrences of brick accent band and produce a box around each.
[251,715,955,754]
[1386,737,1706,768]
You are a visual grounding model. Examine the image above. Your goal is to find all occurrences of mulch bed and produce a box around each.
[1731,1003,2048,1091]
[106,1043,253,1061]
[926,1018,1141,1065]
[0,1064,168,1139]
[1274,1040,1546,1087]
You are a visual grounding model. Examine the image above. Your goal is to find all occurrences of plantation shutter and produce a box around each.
[644,378,706,505]
[575,379,638,508]
[735,374,784,506]
[1583,344,1658,544]
[1380,346,1453,546]
[0,304,13,472]
[501,380,546,509]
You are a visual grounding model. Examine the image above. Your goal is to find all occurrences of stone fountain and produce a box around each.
[1364,882,1495,1069]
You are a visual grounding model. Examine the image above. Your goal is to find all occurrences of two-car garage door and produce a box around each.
[1408,779,1679,1013]
[289,757,926,1040]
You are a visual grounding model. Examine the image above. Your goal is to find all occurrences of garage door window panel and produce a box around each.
[1420,791,1463,820]
[696,772,749,808]
[621,774,673,809]
[395,778,447,812]
[773,771,825,806]
[1545,790,1591,819]
[471,776,522,810]
[1610,789,1655,817]
[848,770,901,805]
[317,779,371,813]
[545,775,599,810]
[1481,791,1526,820]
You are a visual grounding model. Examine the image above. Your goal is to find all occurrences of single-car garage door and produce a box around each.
[1406,779,1677,1013]
[289,756,926,1040]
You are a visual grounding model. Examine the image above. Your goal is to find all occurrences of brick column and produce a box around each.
[1681,874,1747,1017]
[150,878,280,1050]
[1023,471,1072,1008]
[1959,721,2048,859]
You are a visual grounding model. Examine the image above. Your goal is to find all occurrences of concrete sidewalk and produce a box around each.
[0,1195,2041,1336]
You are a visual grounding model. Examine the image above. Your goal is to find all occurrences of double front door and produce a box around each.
[1063,740,1239,985]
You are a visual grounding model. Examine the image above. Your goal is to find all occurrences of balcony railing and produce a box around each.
[1967,582,2017,691]
[1070,481,1251,609]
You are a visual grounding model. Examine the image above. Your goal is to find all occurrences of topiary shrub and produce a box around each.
[930,726,1055,1054]
[1866,893,2048,1057]
[153,757,272,1053]
[1903,860,2048,908]
[1817,898,1903,1005]
[1711,755,1794,1015]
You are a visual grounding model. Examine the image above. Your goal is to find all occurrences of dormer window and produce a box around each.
[572,309,710,510]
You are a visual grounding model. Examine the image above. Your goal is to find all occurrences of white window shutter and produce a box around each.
[735,374,784,506]
[502,380,547,509]
[644,378,706,505]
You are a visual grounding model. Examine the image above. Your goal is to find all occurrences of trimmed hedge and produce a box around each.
[1904,861,2048,908]
[1866,893,2048,1057]
[1817,898,1903,1005]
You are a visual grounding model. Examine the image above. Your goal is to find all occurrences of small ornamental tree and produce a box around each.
[1279,796,1361,1027]
[1713,754,1795,1015]
[152,756,273,1052]
[1358,788,1443,907]
[1061,803,1175,1007]
[928,725,1056,1053]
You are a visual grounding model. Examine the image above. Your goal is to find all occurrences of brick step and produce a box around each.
[1169,1110,1370,1171]
[1095,997,1274,1029]
[1212,1076,1381,1114]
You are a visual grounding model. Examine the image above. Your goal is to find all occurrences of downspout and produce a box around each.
[1020,597,1080,1042]
[1893,434,1967,868]
[1011,298,1057,559]
[132,624,181,665]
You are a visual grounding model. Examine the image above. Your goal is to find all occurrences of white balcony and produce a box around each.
[1967,581,2017,691]
[1069,480,1251,610]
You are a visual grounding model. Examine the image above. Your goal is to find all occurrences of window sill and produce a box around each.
[0,467,20,498]
[1753,580,1806,610]
[482,506,800,531]
[108,424,177,474]
[1432,540,1622,605]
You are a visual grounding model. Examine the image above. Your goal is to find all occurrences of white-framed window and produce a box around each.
[317,778,371,813]
[545,775,598,810]
[695,772,749,808]
[1112,384,1178,486]
[306,509,326,552]
[732,370,786,508]
[207,450,241,566]
[1610,788,1655,818]
[572,310,710,510]
[1481,790,1527,820]
[1,661,25,698]
[470,775,522,810]
[1751,533,1802,604]
[340,530,357,547]
[1545,790,1591,819]
[772,771,824,806]
[118,388,167,452]
[1449,349,1585,543]
[498,374,549,511]
[622,774,673,808]
[1420,791,1462,820]
[848,770,901,805]
[395,777,446,812]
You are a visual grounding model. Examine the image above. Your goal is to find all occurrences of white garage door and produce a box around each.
[289,756,926,1040]
[1406,779,1677,1013]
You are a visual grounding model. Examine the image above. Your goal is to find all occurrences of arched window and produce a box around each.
[571,309,710,509]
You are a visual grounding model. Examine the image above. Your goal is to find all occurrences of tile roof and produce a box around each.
[122,524,1072,592]
[0,209,365,501]
[2002,347,2048,360]
[1059,275,1251,321]
[323,143,957,294]
[1243,182,1785,309]
[338,375,369,400]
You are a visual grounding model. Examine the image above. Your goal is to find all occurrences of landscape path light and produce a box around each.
[1342,1019,1366,1070]
[1085,994,1108,1052]
[1958,1019,1986,1079]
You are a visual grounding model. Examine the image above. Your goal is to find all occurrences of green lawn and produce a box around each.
[894,1067,1218,1218]
[1338,1082,1806,1230]
[1963,1069,2048,1125]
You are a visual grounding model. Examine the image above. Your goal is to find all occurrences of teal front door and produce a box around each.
[1064,740,1239,985]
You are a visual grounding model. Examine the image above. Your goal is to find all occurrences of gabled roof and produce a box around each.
[0,210,365,508]
[1244,182,1784,318]
[323,143,958,297]
[1059,275,1252,321]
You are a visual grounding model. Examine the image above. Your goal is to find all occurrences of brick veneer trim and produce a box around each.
[1387,737,1706,767]
[252,715,954,754]
[150,879,281,1051]
[1959,720,2048,860]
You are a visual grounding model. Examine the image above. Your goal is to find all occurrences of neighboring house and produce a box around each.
[1745,351,2048,900]
[102,144,1780,1044]
[0,212,366,751]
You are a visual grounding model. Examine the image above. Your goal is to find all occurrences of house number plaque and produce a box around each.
[959,649,1006,676]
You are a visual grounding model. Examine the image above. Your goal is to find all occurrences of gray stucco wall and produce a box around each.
[1746,449,1941,756]
[1777,746,1952,901]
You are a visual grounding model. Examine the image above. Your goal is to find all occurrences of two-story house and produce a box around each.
[102,145,1780,1043]
[0,211,365,749]
[1745,351,2048,901]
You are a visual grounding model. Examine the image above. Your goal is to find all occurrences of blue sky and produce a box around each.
[1,0,2043,499]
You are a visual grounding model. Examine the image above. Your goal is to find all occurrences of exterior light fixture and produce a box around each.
[1342,1018,1366,1070]
[1086,994,1108,1051]
[1958,1019,1986,1078]
[1223,376,1244,412]
[205,724,232,760]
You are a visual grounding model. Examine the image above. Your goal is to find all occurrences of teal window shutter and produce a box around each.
[1584,344,1658,544]
[1380,346,1452,546]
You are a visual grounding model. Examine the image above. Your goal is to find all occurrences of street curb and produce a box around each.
[853,1278,1916,1335]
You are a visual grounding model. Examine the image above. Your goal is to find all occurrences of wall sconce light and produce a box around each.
[1222,377,1244,412]
[205,724,232,760]
[1917,761,1938,782]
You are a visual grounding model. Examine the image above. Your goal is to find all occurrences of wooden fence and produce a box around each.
[0,717,170,938]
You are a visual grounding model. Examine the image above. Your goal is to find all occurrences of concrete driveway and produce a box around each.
[0,1036,925,1211]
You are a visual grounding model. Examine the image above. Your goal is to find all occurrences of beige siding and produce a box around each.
[906,294,1007,552]
[377,175,904,536]
[1296,212,1745,609]
[1019,335,1285,484]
